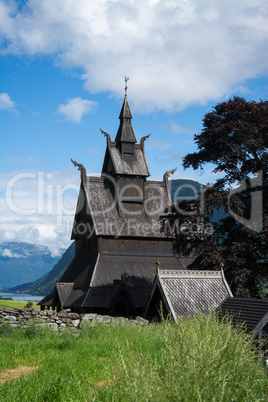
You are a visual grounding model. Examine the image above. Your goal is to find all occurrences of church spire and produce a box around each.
[115,78,137,144]
[102,78,150,177]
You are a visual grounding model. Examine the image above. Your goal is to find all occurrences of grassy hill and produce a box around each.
[0,297,39,310]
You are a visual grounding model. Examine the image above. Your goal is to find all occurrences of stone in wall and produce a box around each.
[0,308,149,331]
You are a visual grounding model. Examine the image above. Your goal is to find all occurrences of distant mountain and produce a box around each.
[8,242,75,296]
[0,242,61,289]
[169,179,202,203]
[169,179,226,223]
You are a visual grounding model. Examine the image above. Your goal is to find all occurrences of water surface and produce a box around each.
[0,292,44,302]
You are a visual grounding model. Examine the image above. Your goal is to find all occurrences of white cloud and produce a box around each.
[147,138,170,149]
[0,93,14,109]
[0,1,267,112]
[0,168,81,255]
[155,150,182,164]
[88,148,102,157]
[2,156,38,164]
[0,92,18,114]
[1,248,23,258]
[2,156,22,164]
[58,97,97,123]
[162,121,196,136]
[26,156,38,164]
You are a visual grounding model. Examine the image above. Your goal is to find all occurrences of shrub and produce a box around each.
[24,301,33,309]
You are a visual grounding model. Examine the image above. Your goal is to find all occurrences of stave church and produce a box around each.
[39,84,232,318]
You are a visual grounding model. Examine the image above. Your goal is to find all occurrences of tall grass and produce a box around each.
[0,313,267,401]
[99,313,268,401]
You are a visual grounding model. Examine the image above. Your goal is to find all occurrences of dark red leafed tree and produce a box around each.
[164,97,268,297]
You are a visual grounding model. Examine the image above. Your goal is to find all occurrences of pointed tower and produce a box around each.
[115,95,137,157]
[102,94,150,179]
[116,76,137,149]
[101,93,150,216]
[39,89,187,316]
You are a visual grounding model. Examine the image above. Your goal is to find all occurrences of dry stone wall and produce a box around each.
[0,308,149,331]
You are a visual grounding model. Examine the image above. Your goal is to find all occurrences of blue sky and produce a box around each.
[0,0,268,255]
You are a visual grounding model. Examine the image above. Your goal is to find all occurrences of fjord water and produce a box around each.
[0,292,44,302]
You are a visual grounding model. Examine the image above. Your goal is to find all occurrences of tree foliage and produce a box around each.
[164,97,268,297]
[183,97,268,184]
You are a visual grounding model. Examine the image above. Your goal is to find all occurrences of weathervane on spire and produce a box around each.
[124,76,129,96]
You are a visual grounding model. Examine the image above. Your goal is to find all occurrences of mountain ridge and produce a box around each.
[0,242,62,289]
[6,242,75,296]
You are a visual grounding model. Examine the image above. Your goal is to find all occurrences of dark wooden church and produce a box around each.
[39,91,190,316]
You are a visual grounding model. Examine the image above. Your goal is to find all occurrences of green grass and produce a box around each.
[0,313,267,401]
[0,299,40,310]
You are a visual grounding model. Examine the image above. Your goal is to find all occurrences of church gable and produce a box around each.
[108,143,150,176]
[144,270,233,322]
[72,177,170,238]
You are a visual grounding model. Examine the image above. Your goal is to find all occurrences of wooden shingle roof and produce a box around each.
[108,143,150,176]
[144,270,233,322]
[218,297,268,338]
[72,177,170,238]
[115,95,136,143]
[55,282,74,308]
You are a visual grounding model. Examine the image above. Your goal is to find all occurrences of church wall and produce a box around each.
[98,237,175,257]
[76,236,98,255]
